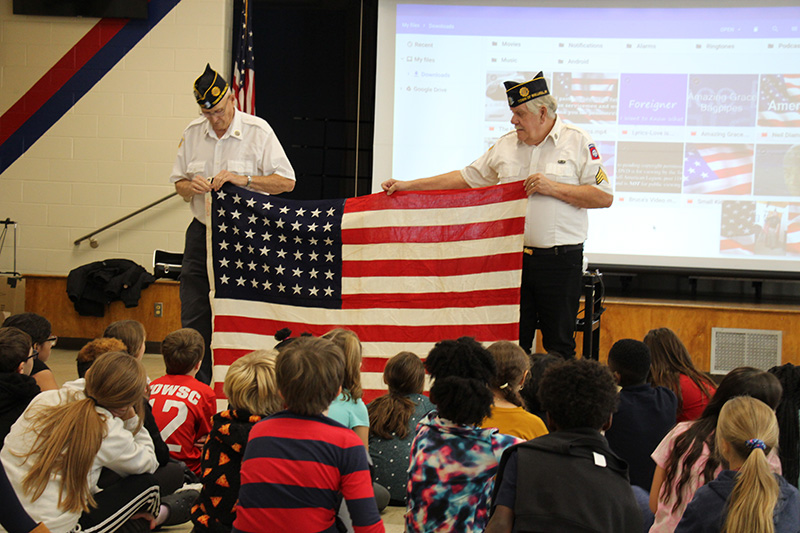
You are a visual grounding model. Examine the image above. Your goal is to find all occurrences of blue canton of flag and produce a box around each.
[210,186,343,309]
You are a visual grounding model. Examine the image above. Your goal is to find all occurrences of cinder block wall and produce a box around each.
[0,0,233,275]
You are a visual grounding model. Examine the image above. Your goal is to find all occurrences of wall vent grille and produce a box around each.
[710,328,781,374]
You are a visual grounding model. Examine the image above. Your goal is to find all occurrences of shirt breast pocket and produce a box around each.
[496,163,522,182]
[227,160,255,175]
[545,161,579,185]
[187,161,206,178]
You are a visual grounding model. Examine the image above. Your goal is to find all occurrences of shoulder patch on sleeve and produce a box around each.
[595,167,607,185]
[588,143,600,161]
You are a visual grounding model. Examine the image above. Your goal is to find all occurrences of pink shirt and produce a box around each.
[650,421,781,532]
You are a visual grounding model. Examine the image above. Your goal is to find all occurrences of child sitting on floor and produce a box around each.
[191,350,282,533]
[481,341,548,440]
[0,327,39,444]
[676,396,800,532]
[485,359,642,532]
[149,328,217,475]
[233,336,384,532]
[367,351,434,505]
[604,338,677,490]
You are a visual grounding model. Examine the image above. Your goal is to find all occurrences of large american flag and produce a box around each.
[232,0,255,114]
[683,144,753,195]
[720,201,756,254]
[553,72,619,124]
[205,183,527,405]
[758,74,800,127]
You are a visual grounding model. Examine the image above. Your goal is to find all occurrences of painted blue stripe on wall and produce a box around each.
[0,0,181,175]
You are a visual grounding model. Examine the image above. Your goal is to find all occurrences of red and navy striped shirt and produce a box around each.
[233,411,384,533]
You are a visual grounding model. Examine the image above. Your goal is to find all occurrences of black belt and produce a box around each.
[523,244,583,256]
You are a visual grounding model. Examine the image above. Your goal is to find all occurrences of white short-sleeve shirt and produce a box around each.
[170,108,296,223]
[461,116,611,248]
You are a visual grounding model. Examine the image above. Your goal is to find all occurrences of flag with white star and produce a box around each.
[720,200,756,254]
[683,143,753,195]
[206,183,527,403]
[232,0,255,114]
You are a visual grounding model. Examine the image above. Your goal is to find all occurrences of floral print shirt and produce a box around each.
[405,412,522,532]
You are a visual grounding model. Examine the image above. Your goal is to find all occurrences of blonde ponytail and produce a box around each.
[18,351,148,513]
[716,396,780,533]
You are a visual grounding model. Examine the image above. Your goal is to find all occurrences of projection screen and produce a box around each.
[372,1,800,276]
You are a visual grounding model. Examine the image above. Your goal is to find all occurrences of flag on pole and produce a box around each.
[232,0,255,114]
[205,183,527,406]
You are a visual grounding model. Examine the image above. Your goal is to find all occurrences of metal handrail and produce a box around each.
[73,192,179,248]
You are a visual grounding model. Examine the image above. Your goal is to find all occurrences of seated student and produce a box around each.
[481,341,548,440]
[103,319,146,360]
[1,351,160,532]
[233,336,384,532]
[2,313,58,391]
[644,327,716,422]
[650,367,783,532]
[191,350,282,533]
[768,363,800,489]
[605,338,678,490]
[76,337,193,527]
[519,352,562,428]
[676,396,800,533]
[485,359,643,533]
[149,328,216,475]
[0,327,40,444]
[323,328,370,448]
[406,337,523,533]
[367,351,434,505]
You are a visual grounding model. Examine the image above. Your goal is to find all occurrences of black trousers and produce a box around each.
[518,247,583,358]
[78,473,160,533]
[180,219,213,384]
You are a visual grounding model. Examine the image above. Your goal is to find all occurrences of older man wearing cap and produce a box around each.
[170,64,295,382]
[382,72,612,358]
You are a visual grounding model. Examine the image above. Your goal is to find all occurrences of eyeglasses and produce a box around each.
[26,349,39,362]
[46,336,57,347]
[201,105,228,119]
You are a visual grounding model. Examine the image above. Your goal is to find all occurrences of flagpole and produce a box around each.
[354,0,364,197]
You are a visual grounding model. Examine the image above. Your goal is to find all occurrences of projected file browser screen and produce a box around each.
[372,2,800,274]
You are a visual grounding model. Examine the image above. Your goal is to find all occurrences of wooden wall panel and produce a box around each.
[24,275,181,342]
[539,298,799,371]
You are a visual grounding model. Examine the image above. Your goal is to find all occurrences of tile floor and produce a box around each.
[46,348,406,532]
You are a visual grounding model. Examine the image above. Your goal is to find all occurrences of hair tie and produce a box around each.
[746,438,766,451]
[499,383,509,389]
[85,394,99,406]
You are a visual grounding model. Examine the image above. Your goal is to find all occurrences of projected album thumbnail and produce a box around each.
[616,142,683,193]
[484,70,539,121]
[551,72,619,125]
[720,201,800,256]
[683,144,753,196]
[618,74,687,126]
[686,74,758,127]
[758,74,800,128]
[754,144,800,197]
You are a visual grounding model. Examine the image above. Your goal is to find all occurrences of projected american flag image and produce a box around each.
[683,144,753,195]
[720,201,756,255]
[758,74,800,127]
[553,72,619,124]
[205,183,527,404]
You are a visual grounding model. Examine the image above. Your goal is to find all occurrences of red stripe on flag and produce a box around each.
[342,252,522,278]
[214,316,519,344]
[343,184,527,213]
[0,18,126,146]
[342,217,525,244]
[342,288,520,309]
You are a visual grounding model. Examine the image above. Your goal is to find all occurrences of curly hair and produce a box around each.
[520,352,563,417]
[538,358,618,430]
[660,366,782,512]
[607,339,651,387]
[425,337,495,426]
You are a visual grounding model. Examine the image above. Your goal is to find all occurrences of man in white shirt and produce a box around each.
[170,64,295,382]
[382,73,612,357]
